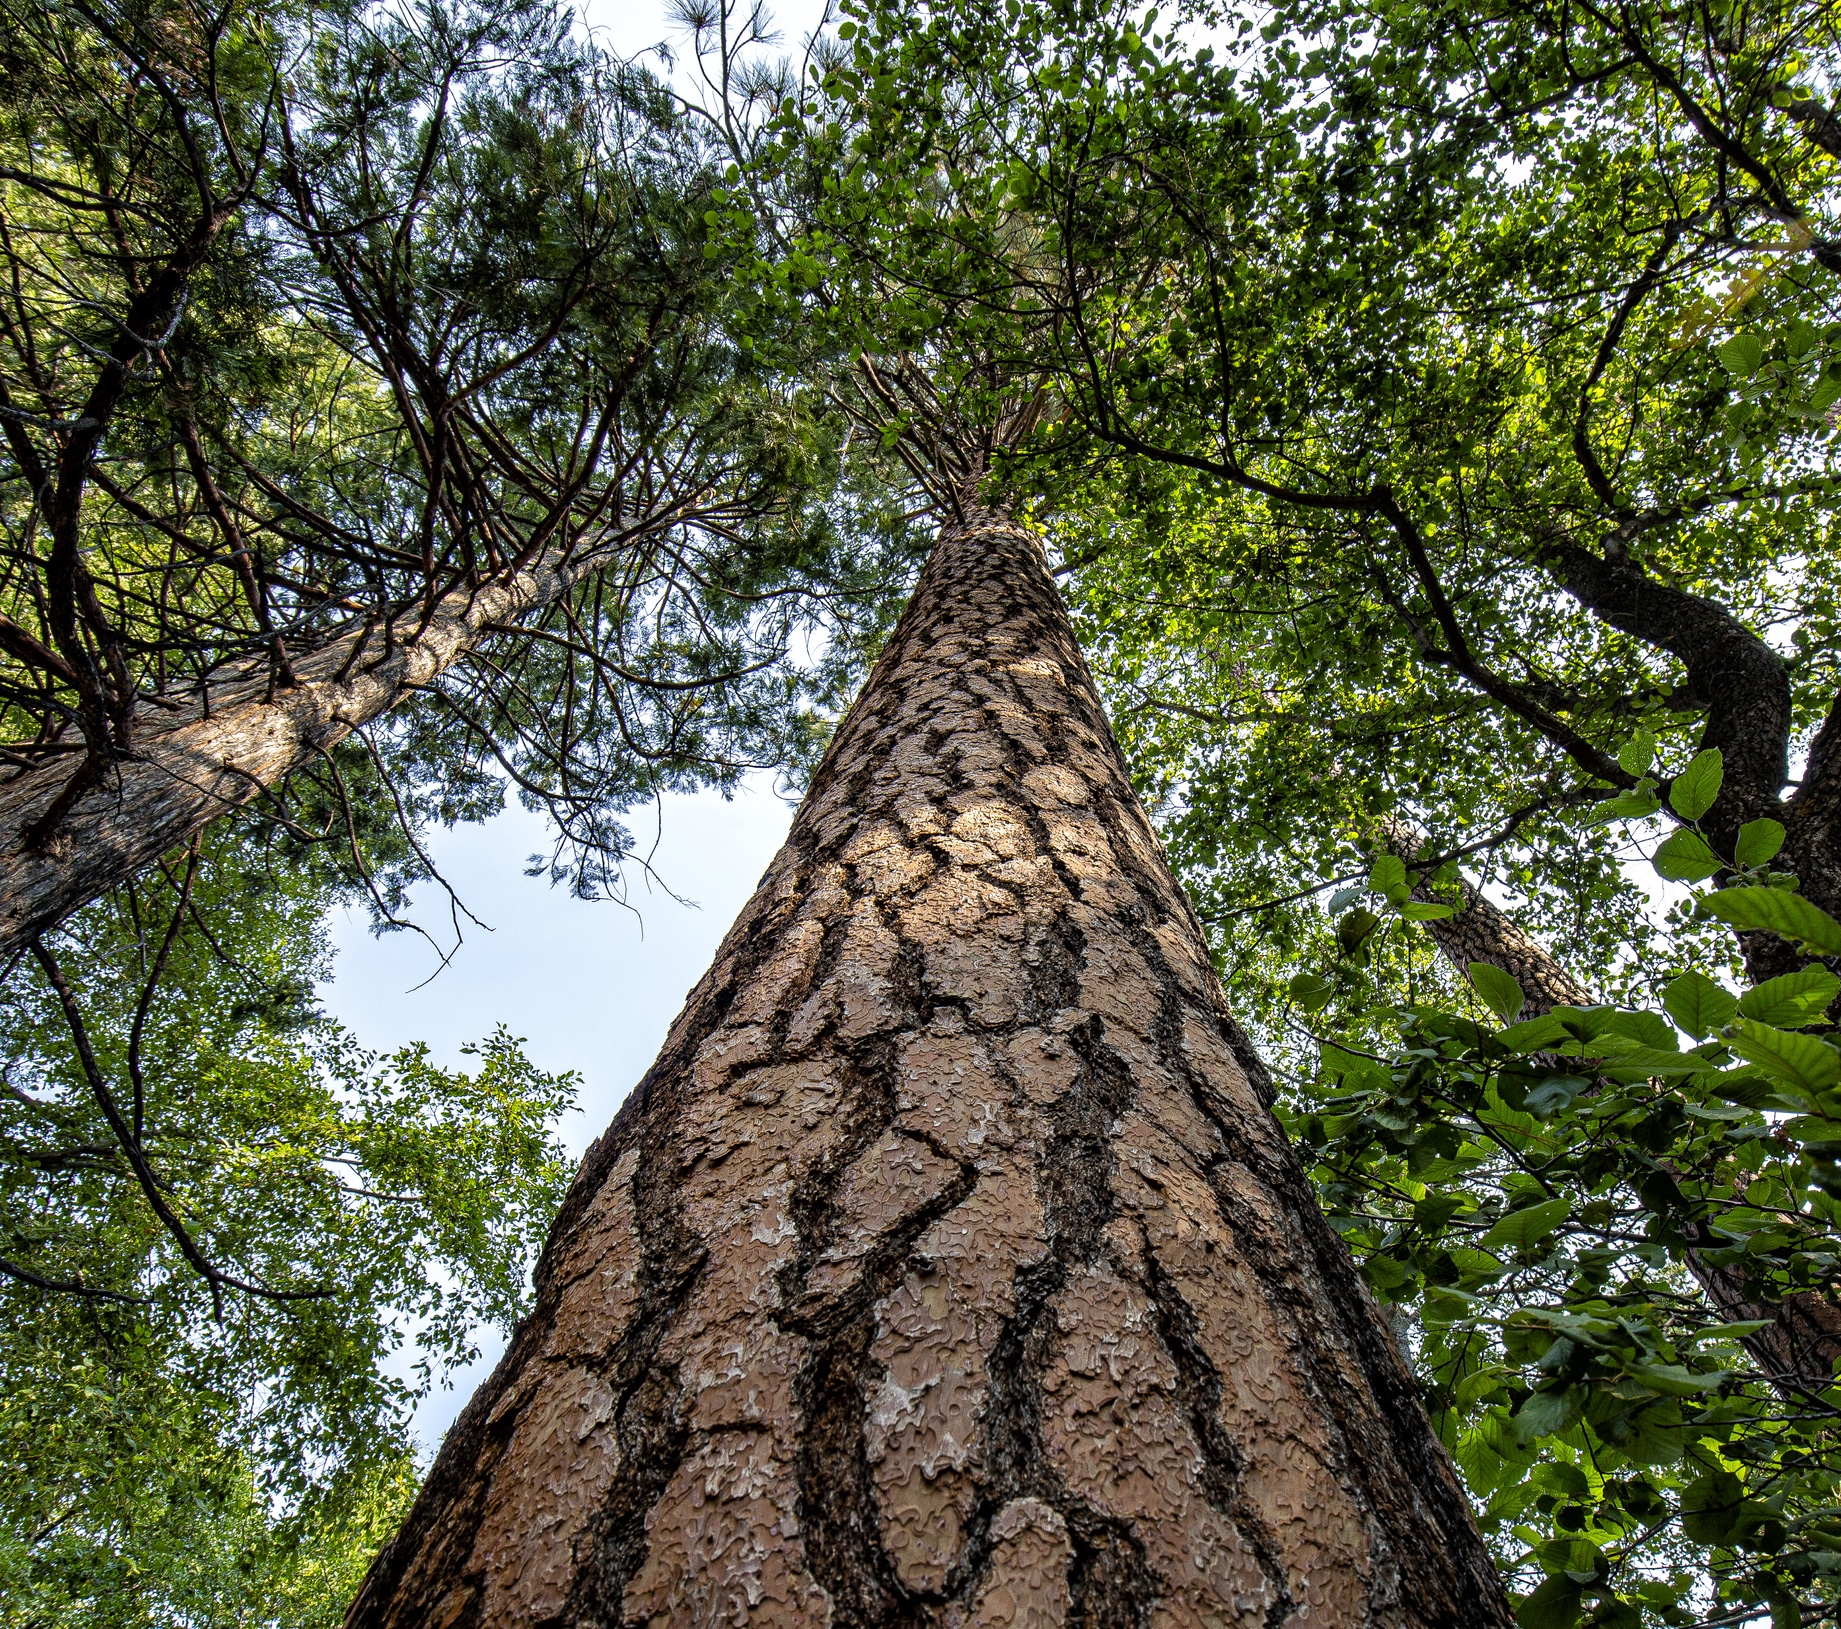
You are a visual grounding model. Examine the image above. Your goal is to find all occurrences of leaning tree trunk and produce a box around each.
[348,512,1509,1629]
[0,539,616,959]
[1381,822,1841,1392]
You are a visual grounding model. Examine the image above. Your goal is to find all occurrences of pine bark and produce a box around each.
[1381,824,1841,1391]
[348,514,1509,1629]
[0,541,610,957]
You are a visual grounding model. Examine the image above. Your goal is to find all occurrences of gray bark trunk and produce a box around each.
[347,514,1511,1629]
[0,543,610,957]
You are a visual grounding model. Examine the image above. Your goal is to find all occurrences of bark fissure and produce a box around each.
[777,1027,979,1627]
[978,1002,1164,1629]
[346,505,1511,1629]
[569,1152,710,1628]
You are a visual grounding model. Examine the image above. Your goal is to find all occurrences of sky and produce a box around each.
[318,0,835,1447]
[322,778,795,1156]
[324,781,797,1439]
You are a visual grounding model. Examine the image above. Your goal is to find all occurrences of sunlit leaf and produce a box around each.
[1728,1019,1841,1093]
[1653,828,1722,881]
[1482,1196,1570,1250]
[1737,966,1841,1028]
[1734,818,1787,868]
[1698,889,1841,955]
[1662,970,1737,1039]
[1667,749,1724,820]
[1469,962,1526,1024]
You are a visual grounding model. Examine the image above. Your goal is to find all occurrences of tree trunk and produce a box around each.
[0,541,614,958]
[348,513,1509,1629]
[1378,821,1595,1013]
[1381,823,1841,1391]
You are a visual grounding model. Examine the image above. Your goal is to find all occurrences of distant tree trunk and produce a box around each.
[1381,822,1841,1393]
[1378,821,1596,1013]
[348,512,1510,1629]
[0,540,612,960]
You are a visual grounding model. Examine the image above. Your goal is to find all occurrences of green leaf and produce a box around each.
[1322,1044,1390,1093]
[1708,1071,1782,1107]
[1626,1361,1729,1396]
[1516,1574,1583,1629]
[1469,962,1526,1024]
[1515,1384,1584,1443]
[1482,1196,1570,1251]
[1588,1042,1708,1077]
[1728,1019,1841,1093]
[1737,966,1841,1028]
[1368,853,1406,893]
[1653,828,1722,882]
[1288,971,1334,1012]
[1682,1320,1774,1346]
[1680,1468,1745,1543]
[1400,900,1456,920]
[1413,1193,1469,1228]
[1523,1074,1590,1117]
[1698,888,1841,955]
[1336,907,1381,954]
[1662,970,1738,1040]
[1668,748,1724,819]
[1599,1009,1676,1050]
[1499,1015,1571,1052]
[1587,783,1660,826]
[1617,729,1656,775]
[1734,817,1786,868]
[1718,332,1764,375]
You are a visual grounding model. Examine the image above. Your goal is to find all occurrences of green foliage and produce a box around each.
[0,830,575,1622]
[1284,848,1841,1623]
[1472,964,1529,1027]
[1701,890,1841,958]
[0,0,925,916]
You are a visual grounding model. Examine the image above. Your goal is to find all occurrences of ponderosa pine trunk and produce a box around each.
[1384,823,1841,1392]
[348,513,1511,1629]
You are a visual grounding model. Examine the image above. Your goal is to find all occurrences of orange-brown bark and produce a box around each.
[348,513,1510,1628]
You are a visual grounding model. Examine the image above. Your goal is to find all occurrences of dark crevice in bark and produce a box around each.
[971,578,1298,1623]
[773,922,980,1628]
[576,1143,710,1629]
[1133,1218,1296,1629]
[962,920,1162,1629]
[779,1039,976,1627]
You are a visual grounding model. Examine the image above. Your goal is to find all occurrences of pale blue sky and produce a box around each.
[322,777,795,1158]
